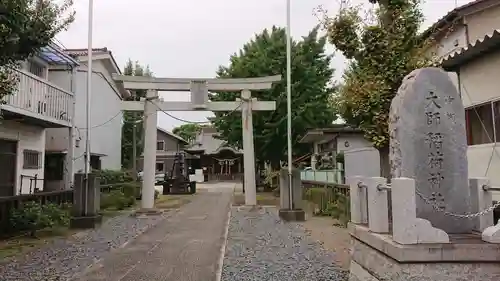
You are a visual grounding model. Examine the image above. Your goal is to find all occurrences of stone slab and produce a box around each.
[278,209,306,222]
[389,67,471,233]
[349,223,500,262]
[131,208,165,217]
[350,236,500,281]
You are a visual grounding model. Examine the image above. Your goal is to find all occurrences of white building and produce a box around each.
[0,44,79,196]
[45,48,129,191]
[430,0,500,198]
[299,125,373,170]
[0,45,129,196]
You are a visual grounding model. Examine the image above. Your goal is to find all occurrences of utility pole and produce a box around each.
[286,0,294,209]
[85,0,94,179]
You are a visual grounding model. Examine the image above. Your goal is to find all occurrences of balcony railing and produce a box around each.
[2,69,74,126]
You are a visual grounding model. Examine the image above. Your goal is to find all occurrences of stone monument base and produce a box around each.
[131,208,165,216]
[349,223,500,281]
[70,215,102,229]
[278,209,306,222]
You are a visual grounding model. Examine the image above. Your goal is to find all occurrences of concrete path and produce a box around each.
[75,182,235,281]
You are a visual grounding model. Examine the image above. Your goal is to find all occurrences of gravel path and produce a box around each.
[221,206,349,281]
[0,211,169,281]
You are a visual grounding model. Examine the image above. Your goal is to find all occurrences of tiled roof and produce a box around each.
[422,0,496,39]
[64,47,110,56]
[64,47,122,75]
[157,127,188,144]
[442,29,500,70]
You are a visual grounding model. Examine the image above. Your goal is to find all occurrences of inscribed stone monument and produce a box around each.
[389,67,471,234]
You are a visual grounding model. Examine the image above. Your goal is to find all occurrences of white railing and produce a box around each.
[301,168,344,184]
[2,69,74,124]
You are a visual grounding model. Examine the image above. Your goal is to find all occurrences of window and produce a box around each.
[45,153,65,180]
[90,155,101,170]
[465,101,499,145]
[156,141,165,151]
[23,150,41,169]
[156,162,164,172]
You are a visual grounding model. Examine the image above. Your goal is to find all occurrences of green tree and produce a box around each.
[172,124,202,143]
[210,26,337,168]
[0,0,74,100]
[121,59,152,170]
[319,0,437,175]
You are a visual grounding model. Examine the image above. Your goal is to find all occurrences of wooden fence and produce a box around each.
[0,190,74,233]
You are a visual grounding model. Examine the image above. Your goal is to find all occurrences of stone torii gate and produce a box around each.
[113,75,281,210]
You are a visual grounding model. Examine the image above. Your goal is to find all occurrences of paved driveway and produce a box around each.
[76,183,235,281]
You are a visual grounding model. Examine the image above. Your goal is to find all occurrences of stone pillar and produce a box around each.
[278,168,305,221]
[366,177,389,233]
[348,176,368,224]
[241,90,257,205]
[142,89,158,209]
[469,177,494,232]
[70,173,102,229]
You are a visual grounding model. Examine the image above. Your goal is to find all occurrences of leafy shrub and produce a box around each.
[100,190,130,210]
[95,169,134,185]
[9,201,71,237]
[120,182,140,206]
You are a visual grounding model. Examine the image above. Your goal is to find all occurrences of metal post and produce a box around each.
[286,0,293,210]
[85,0,94,179]
[132,115,137,180]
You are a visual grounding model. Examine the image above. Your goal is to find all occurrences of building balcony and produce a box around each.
[1,68,74,128]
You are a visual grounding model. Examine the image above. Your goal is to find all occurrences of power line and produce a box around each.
[148,99,244,125]
[76,99,244,130]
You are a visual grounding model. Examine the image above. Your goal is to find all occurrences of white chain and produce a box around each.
[415,189,500,219]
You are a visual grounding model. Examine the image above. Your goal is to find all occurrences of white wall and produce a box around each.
[459,50,500,107]
[47,60,123,172]
[0,121,45,194]
[336,135,373,154]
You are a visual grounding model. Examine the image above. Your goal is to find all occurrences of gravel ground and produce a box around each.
[221,206,348,281]
[0,211,169,281]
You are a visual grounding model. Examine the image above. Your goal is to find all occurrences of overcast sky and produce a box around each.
[57,0,471,131]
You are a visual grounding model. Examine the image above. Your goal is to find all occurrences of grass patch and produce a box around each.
[154,195,193,209]
[0,227,76,260]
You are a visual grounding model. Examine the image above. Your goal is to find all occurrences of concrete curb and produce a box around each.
[215,203,232,281]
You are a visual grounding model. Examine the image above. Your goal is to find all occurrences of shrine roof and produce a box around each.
[184,128,242,154]
[299,124,363,143]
